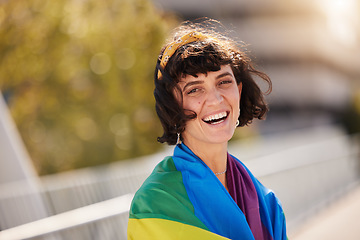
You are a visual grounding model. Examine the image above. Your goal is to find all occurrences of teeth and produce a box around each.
[203,112,227,122]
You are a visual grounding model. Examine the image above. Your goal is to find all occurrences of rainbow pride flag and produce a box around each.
[128,144,287,240]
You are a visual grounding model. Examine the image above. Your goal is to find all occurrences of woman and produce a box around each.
[127,20,287,240]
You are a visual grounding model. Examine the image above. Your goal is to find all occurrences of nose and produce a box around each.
[206,88,223,105]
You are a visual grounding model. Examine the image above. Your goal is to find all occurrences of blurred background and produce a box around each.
[0,0,359,239]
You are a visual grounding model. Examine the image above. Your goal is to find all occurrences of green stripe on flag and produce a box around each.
[129,156,208,231]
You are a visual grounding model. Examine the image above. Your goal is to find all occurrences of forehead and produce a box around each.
[179,65,234,83]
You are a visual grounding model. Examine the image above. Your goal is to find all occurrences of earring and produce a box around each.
[176,132,182,145]
[236,109,240,128]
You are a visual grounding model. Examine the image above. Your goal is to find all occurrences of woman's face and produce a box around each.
[178,65,242,147]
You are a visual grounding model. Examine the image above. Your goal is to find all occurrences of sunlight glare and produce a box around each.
[316,0,358,46]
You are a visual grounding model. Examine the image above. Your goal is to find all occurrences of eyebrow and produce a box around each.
[182,71,234,92]
[182,80,204,92]
[216,72,234,79]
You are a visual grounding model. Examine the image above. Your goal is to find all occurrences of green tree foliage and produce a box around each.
[0,0,178,175]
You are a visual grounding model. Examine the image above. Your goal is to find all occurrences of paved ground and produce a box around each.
[290,184,360,240]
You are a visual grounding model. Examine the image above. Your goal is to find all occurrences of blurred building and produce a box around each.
[153,0,360,133]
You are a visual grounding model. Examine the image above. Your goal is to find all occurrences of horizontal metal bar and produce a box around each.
[0,193,134,240]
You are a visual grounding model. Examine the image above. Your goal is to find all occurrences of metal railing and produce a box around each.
[0,126,359,239]
[0,194,133,240]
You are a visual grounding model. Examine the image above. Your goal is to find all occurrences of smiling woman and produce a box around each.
[128,19,287,240]
[178,65,242,167]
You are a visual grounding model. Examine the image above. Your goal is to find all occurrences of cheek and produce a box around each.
[230,92,241,111]
[183,98,202,111]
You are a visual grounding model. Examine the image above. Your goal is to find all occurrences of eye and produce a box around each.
[219,79,233,86]
[187,88,200,95]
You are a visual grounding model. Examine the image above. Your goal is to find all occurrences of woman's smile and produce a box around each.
[202,111,229,124]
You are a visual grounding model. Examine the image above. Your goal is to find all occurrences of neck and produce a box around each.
[182,139,228,175]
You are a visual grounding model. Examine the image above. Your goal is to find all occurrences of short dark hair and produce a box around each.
[154,20,272,145]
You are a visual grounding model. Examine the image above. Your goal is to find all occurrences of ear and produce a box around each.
[238,82,243,96]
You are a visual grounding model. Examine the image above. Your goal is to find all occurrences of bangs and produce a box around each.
[166,41,233,82]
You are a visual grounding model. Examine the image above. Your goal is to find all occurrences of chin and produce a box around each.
[205,132,234,144]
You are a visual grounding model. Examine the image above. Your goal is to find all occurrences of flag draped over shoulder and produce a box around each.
[128,144,287,240]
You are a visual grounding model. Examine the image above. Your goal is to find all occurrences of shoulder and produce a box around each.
[230,154,285,216]
[129,156,201,225]
[129,156,208,230]
[230,155,280,201]
[131,156,182,202]
[135,156,183,198]
[231,157,287,239]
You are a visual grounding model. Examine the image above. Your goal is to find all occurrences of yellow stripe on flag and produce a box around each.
[128,218,229,240]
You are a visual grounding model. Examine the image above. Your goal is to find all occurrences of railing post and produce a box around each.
[0,92,50,229]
